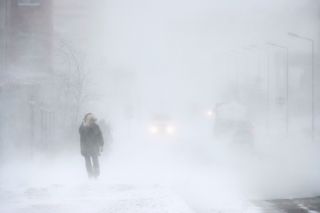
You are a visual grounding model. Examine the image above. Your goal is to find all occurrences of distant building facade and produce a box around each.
[0,0,54,157]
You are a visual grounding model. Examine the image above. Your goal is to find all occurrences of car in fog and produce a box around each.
[212,102,254,148]
[148,115,176,136]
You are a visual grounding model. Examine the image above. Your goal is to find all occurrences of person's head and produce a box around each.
[83,113,97,126]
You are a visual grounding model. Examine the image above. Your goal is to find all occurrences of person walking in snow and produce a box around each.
[79,113,104,178]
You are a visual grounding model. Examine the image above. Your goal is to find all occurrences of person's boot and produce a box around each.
[93,168,100,178]
[88,173,93,179]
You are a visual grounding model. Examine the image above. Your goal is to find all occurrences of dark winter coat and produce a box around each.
[79,123,104,157]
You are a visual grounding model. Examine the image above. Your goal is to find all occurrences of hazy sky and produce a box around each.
[66,0,320,114]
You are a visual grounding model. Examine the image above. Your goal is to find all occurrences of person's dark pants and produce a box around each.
[84,155,100,178]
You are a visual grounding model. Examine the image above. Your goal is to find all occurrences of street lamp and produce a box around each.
[266,42,289,135]
[288,32,315,141]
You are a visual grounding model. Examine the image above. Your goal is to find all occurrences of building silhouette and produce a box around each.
[0,0,54,157]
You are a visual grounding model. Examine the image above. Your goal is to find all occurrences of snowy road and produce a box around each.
[1,151,320,213]
[0,160,261,213]
[0,183,194,213]
[1,181,320,213]
[254,198,320,213]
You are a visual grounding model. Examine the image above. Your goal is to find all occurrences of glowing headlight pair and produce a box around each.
[166,125,175,134]
[149,126,159,134]
[206,110,215,118]
[148,125,176,134]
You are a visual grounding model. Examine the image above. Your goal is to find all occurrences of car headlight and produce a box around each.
[166,125,176,134]
[206,110,214,118]
[149,126,159,134]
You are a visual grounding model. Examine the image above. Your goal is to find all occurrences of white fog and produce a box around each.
[0,0,320,212]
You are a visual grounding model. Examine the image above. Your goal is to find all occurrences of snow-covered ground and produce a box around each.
[0,155,192,213]
[0,152,262,213]
[1,133,320,213]
[0,181,263,213]
[0,182,195,213]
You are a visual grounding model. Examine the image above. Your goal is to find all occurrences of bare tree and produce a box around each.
[54,39,92,126]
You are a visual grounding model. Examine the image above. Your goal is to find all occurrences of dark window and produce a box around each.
[17,0,40,6]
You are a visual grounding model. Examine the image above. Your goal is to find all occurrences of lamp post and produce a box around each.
[288,32,315,141]
[266,42,289,135]
[3,0,8,75]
